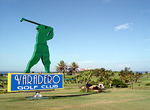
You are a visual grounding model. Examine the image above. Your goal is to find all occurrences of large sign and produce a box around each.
[7,73,63,92]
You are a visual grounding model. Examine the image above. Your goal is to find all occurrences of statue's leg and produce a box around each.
[24,53,41,73]
[41,45,50,73]
[24,45,41,73]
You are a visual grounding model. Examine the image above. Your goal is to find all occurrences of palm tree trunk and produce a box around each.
[75,71,79,88]
[76,78,79,88]
[85,83,89,92]
[120,75,122,80]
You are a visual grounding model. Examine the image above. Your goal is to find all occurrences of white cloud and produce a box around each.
[114,23,133,31]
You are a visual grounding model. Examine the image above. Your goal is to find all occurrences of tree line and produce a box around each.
[55,60,148,92]
[77,67,144,92]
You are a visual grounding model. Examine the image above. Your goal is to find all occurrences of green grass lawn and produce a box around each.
[0,87,150,110]
[0,74,150,110]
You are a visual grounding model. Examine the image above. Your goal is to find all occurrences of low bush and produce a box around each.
[112,79,128,88]
[80,89,86,92]
[80,89,99,93]
[90,81,98,85]
[145,83,150,86]
[0,84,4,88]
[0,89,7,94]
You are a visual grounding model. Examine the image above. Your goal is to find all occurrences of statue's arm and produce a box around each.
[47,28,54,40]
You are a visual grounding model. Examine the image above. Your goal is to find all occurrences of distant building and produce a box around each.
[79,68,91,71]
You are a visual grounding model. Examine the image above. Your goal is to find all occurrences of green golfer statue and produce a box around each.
[20,18,54,73]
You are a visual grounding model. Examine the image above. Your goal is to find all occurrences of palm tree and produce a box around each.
[145,71,148,78]
[70,62,79,75]
[93,68,101,77]
[119,67,132,81]
[100,68,106,78]
[128,71,134,82]
[119,70,124,81]
[56,60,67,73]
[69,62,79,88]
[134,72,142,83]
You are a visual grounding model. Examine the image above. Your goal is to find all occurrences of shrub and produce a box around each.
[145,83,150,86]
[0,84,4,88]
[67,72,72,75]
[129,85,132,88]
[103,80,109,88]
[0,89,7,94]
[105,85,109,88]
[80,89,86,92]
[112,79,128,88]
[90,81,98,85]
[90,81,95,85]
[80,88,99,93]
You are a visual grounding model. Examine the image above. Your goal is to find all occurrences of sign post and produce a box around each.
[8,73,64,95]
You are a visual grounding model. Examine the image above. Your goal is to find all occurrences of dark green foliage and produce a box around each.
[67,72,72,75]
[64,76,76,84]
[96,76,104,82]
[56,60,67,73]
[67,76,76,79]
[90,81,98,85]
[105,85,109,88]
[118,67,134,82]
[0,89,7,94]
[80,88,98,93]
[103,80,110,88]
[92,68,113,83]
[0,79,4,88]
[80,89,86,92]
[112,79,128,88]
[134,72,142,83]
[145,83,150,86]
[0,84,4,88]
[77,70,93,92]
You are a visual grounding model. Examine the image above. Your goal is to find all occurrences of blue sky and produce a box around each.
[0,0,150,72]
